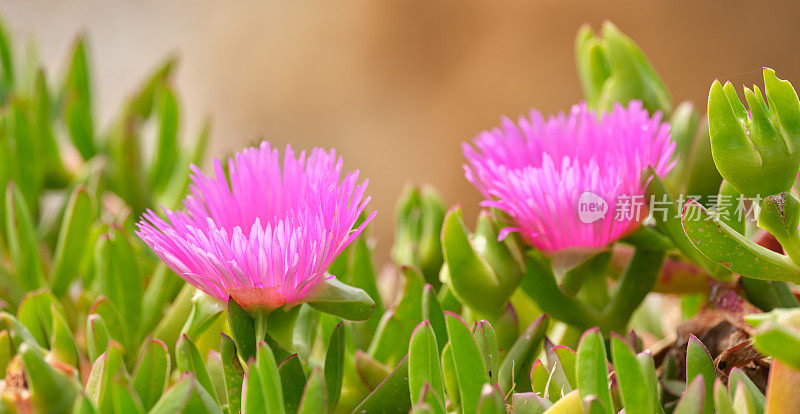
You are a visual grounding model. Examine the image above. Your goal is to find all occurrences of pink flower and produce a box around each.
[463,101,675,252]
[136,142,375,311]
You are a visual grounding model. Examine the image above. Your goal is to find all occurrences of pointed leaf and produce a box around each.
[409,321,445,406]
[305,278,375,321]
[133,339,170,410]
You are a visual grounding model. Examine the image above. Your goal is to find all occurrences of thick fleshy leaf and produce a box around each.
[764,360,800,413]
[220,333,244,410]
[441,208,521,319]
[85,342,125,413]
[50,186,95,296]
[227,296,257,363]
[305,278,375,321]
[62,37,95,160]
[150,85,180,191]
[152,285,194,354]
[49,304,78,366]
[686,335,715,414]
[0,14,13,97]
[278,354,306,413]
[351,355,411,414]
[256,341,285,413]
[367,310,405,365]
[473,320,499,384]
[95,228,144,335]
[519,252,599,329]
[86,314,110,362]
[297,368,327,414]
[20,343,80,413]
[542,339,573,395]
[645,171,729,279]
[541,389,582,414]
[477,383,505,414]
[176,334,219,404]
[149,373,222,414]
[498,314,549,393]
[409,321,445,407]
[0,330,10,378]
[324,322,345,410]
[675,376,706,414]
[682,199,800,282]
[89,297,129,353]
[728,368,765,412]
[445,312,488,412]
[512,392,551,414]
[441,343,460,407]
[421,284,447,352]
[354,350,391,390]
[576,329,613,414]
[714,379,735,414]
[415,383,446,414]
[133,339,170,411]
[17,290,61,347]
[5,182,45,291]
[611,337,652,414]
[180,291,224,339]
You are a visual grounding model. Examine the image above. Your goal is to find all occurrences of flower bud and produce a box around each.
[575,22,671,115]
[391,184,446,287]
[440,207,523,319]
[707,68,800,197]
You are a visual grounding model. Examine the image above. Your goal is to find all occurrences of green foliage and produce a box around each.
[0,13,793,414]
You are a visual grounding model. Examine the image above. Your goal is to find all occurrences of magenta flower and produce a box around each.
[463,101,675,252]
[136,142,375,311]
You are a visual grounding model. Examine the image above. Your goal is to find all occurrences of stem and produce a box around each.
[601,248,665,334]
[560,251,610,297]
[519,252,599,330]
[255,309,270,343]
[777,232,800,266]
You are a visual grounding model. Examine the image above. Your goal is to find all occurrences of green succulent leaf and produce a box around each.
[351,355,411,414]
[473,320,499,384]
[227,296,257,363]
[686,335,716,414]
[20,343,80,414]
[498,314,549,394]
[713,379,735,414]
[277,353,306,414]
[445,312,489,412]
[5,182,45,291]
[682,199,800,283]
[324,322,345,410]
[85,342,125,413]
[305,278,375,321]
[133,339,170,411]
[576,329,613,414]
[611,337,653,414]
[674,376,706,414]
[220,333,244,410]
[150,373,222,414]
[176,334,219,404]
[476,383,506,414]
[50,186,95,296]
[297,368,327,414]
[62,37,95,160]
[408,321,445,407]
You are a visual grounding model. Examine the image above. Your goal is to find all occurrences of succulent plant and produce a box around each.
[0,11,798,414]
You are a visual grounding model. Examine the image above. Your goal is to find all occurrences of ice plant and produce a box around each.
[462,101,676,252]
[136,141,375,312]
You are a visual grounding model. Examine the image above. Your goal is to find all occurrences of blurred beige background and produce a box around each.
[4,0,800,262]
